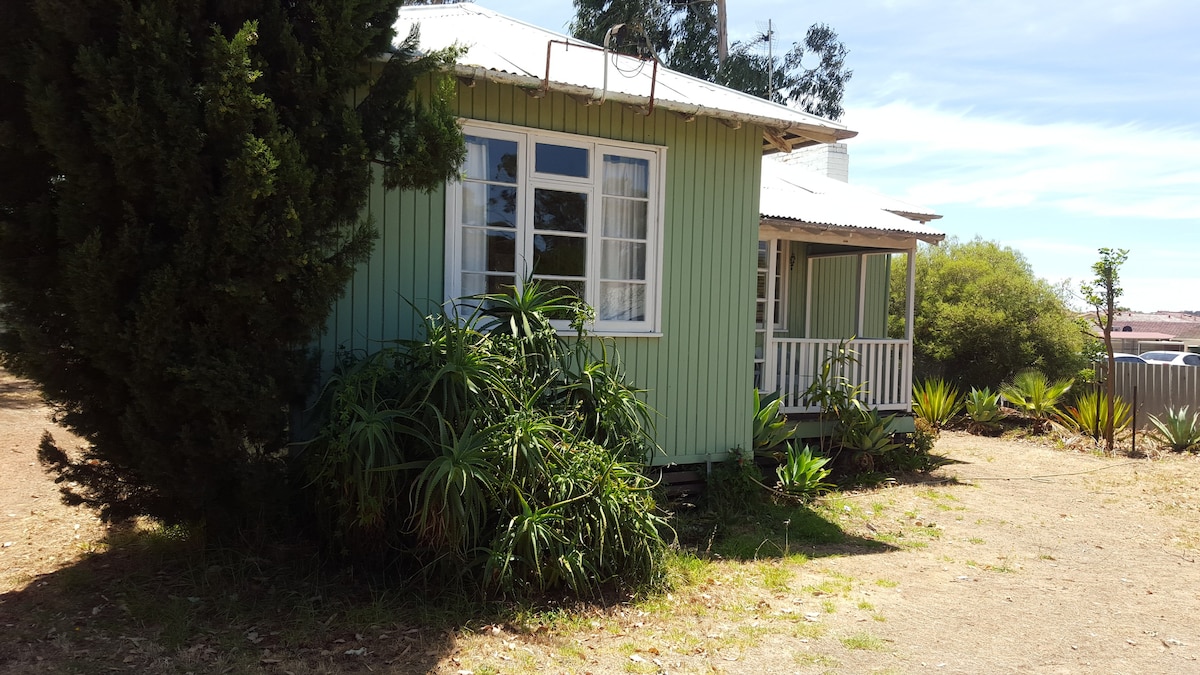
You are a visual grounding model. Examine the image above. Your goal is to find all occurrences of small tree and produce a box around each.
[1081,248,1129,455]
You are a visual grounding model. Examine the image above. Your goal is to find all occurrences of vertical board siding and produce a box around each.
[318,77,759,464]
[861,254,890,338]
[785,242,808,337]
[1109,363,1200,429]
[808,255,858,338]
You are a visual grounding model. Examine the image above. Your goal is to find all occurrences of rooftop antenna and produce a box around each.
[752,19,776,100]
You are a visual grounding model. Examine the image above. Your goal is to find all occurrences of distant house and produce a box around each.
[318,3,943,464]
[1093,312,1200,353]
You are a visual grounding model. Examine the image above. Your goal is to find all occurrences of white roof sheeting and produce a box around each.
[760,157,945,243]
[394,3,855,150]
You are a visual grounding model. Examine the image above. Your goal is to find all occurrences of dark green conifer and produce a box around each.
[0,0,463,529]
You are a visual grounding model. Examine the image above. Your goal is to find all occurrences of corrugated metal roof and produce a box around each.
[395,3,855,150]
[759,157,946,244]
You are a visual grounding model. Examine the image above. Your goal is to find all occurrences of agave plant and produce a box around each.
[912,378,964,429]
[965,387,1003,430]
[1060,390,1132,446]
[1147,407,1200,453]
[775,443,834,500]
[836,406,903,473]
[999,370,1074,430]
[753,389,795,451]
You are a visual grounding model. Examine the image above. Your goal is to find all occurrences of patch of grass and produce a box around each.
[871,613,887,622]
[839,631,887,650]
[760,563,792,592]
[969,537,985,545]
[794,651,840,668]
[821,599,837,613]
[856,600,874,611]
[1038,554,1056,560]
[874,578,898,588]
[791,622,828,640]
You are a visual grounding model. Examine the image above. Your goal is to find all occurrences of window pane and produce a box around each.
[462,273,516,297]
[602,197,647,239]
[535,143,589,177]
[603,155,649,198]
[601,241,646,280]
[757,271,767,300]
[533,279,586,305]
[534,189,587,233]
[462,229,515,273]
[464,136,517,183]
[462,184,516,228]
[758,240,769,269]
[599,282,646,321]
[533,234,587,276]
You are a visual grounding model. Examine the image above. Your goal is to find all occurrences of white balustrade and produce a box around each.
[767,338,912,414]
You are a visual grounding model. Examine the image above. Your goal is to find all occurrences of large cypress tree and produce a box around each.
[0,1,463,529]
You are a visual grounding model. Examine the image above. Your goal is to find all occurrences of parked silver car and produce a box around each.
[1139,350,1200,366]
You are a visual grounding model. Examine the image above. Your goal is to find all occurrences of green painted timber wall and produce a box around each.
[797,252,890,339]
[319,77,763,465]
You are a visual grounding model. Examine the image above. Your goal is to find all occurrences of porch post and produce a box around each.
[763,239,778,392]
[905,245,916,410]
[905,246,915,341]
[856,253,867,337]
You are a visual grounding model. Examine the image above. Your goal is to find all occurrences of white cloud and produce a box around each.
[844,102,1200,221]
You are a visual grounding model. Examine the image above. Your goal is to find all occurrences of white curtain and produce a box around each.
[599,155,649,321]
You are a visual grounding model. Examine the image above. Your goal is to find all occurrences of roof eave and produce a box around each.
[450,64,856,151]
[761,216,946,246]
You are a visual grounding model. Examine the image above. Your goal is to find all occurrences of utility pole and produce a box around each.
[717,0,728,65]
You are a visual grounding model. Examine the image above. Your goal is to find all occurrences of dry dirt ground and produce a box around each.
[2,368,1200,673]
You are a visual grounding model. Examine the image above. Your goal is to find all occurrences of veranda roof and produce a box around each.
[759,157,946,244]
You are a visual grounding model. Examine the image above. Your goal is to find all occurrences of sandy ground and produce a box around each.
[3,367,1200,673]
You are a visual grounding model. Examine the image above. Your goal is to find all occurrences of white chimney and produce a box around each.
[775,142,849,182]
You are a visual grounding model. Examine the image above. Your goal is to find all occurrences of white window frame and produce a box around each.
[445,120,666,335]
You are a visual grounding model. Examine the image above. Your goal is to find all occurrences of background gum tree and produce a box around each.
[570,0,852,120]
[1081,248,1129,455]
[0,0,464,531]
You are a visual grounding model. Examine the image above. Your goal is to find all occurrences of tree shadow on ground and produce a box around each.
[0,377,42,411]
[0,525,460,674]
[670,498,901,563]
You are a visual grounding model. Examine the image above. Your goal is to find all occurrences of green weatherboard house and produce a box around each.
[319,4,946,466]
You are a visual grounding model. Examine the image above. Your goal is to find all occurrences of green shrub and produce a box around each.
[1061,390,1132,446]
[999,369,1073,429]
[775,443,833,501]
[912,378,963,429]
[1147,407,1200,453]
[303,282,667,598]
[705,449,765,517]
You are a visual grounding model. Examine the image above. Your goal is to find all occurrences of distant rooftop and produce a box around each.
[395,3,857,152]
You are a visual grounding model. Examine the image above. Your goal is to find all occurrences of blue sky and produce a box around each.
[489,1,1200,311]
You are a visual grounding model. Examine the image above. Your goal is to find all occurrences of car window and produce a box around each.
[1142,352,1173,362]
[1185,355,1200,366]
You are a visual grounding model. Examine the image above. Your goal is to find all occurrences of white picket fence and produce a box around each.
[1106,362,1200,429]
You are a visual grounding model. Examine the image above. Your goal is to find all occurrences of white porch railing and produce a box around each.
[767,338,913,414]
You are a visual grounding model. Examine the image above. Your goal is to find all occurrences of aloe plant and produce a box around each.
[912,378,963,429]
[1147,407,1200,453]
[1061,390,1132,446]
